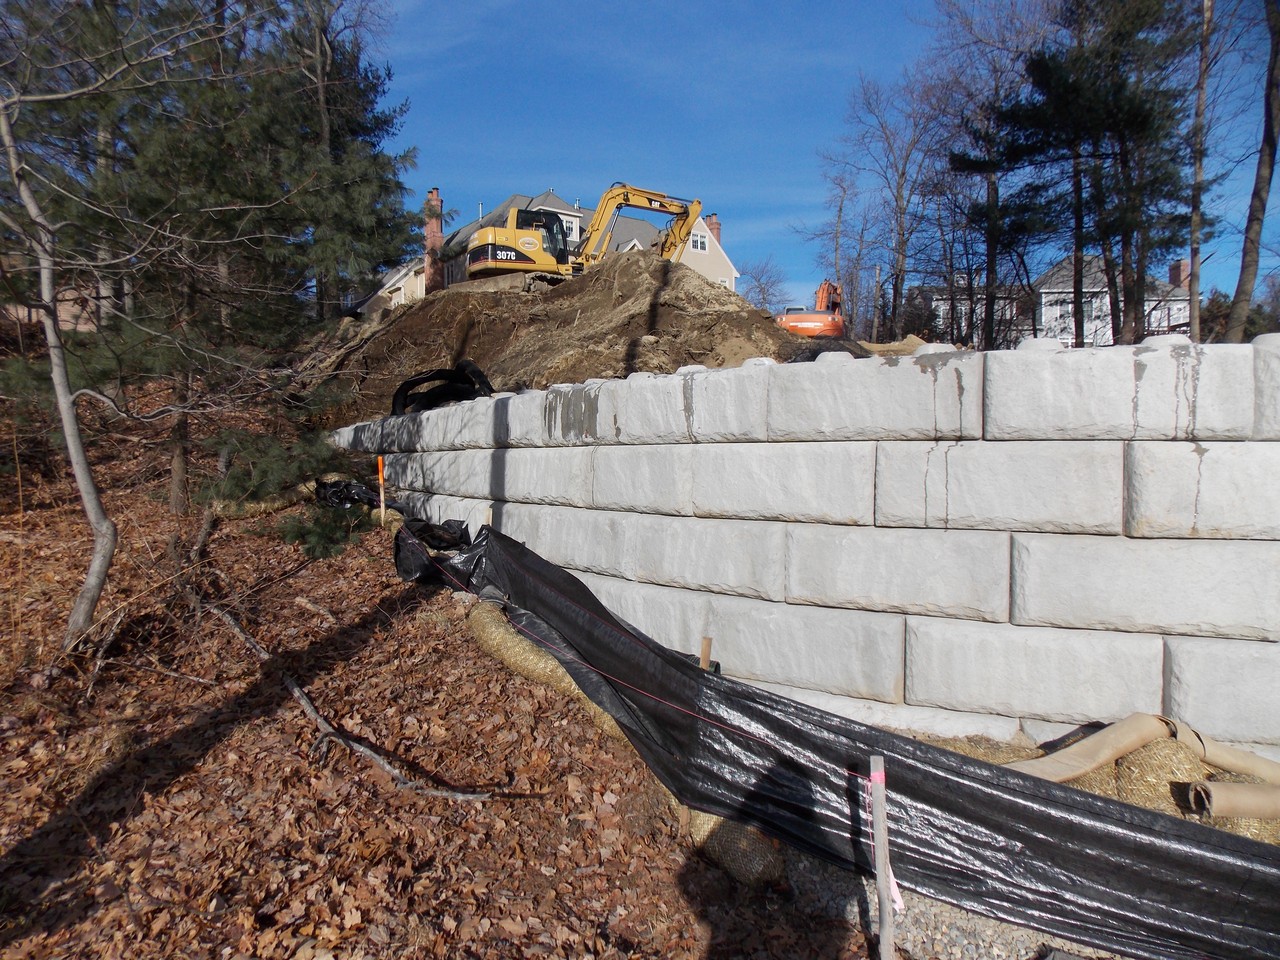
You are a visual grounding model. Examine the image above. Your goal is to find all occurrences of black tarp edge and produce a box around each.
[394,519,1280,960]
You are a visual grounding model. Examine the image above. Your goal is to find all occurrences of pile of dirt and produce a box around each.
[315,252,821,422]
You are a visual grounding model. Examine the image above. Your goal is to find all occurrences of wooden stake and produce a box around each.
[870,755,895,958]
[699,636,713,671]
[377,455,386,525]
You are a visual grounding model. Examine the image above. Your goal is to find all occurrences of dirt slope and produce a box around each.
[323,252,817,422]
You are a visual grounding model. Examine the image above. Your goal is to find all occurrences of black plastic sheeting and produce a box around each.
[389,515,1280,959]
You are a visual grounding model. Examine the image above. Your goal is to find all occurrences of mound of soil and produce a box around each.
[317,253,818,422]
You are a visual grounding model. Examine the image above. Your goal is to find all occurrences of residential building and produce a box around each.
[1031,255,1191,346]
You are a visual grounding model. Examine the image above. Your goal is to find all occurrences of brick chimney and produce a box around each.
[1169,258,1190,289]
[425,187,444,293]
[705,212,721,245]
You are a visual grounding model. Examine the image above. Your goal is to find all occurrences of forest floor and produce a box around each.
[0,395,869,958]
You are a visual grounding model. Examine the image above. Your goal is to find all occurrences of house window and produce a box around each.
[690,232,708,253]
[718,278,730,288]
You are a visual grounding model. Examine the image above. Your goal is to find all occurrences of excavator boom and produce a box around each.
[577,183,703,268]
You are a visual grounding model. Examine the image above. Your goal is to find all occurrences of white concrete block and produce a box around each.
[875,440,1123,534]
[786,526,1011,621]
[609,374,693,444]
[396,492,493,540]
[692,442,876,524]
[1254,333,1280,439]
[493,448,595,505]
[688,365,770,441]
[628,515,788,601]
[1133,341,1254,439]
[1011,533,1280,640]
[766,352,984,441]
[490,504,633,579]
[592,445,693,515]
[543,382,615,446]
[706,596,904,702]
[905,617,1163,724]
[574,574,712,657]
[1164,636,1280,743]
[748,680,1023,741]
[490,390,549,447]
[1126,442,1280,539]
[985,343,1254,440]
[384,450,494,499]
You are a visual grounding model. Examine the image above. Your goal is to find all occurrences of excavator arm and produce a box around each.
[577,183,703,268]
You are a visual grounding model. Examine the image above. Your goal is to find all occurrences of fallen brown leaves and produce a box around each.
[0,414,866,959]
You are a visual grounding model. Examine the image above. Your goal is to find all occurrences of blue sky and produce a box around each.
[377,0,1272,307]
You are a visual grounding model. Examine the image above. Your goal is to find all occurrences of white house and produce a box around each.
[1031,255,1191,345]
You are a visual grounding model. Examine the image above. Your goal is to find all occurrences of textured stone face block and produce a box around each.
[905,617,1163,723]
[1011,534,1280,640]
[384,450,492,499]
[786,526,1011,621]
[490,390,550,447]
[692,442,875,524]
[707,596,904,702]
[492,504,633,579]
[609,374,692,444]
[875,440,1123,534]
[1127,442,1280,539]
[985,343,1255,440]
[574,574,712,657]
[688,365,770,441]
[749,680,1023,740]
[593,445,693,515]
[542,382,614,446]
[1165,636,1280,743]
[628,515,788,600]
[766,353,984,441]
[1255,334,1280,440]
[396,492,493,538]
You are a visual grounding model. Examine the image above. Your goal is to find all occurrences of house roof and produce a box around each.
[1034,254,1185,300]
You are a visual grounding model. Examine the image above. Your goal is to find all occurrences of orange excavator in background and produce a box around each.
[775,279,845,338]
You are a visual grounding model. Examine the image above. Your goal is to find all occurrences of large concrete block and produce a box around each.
[786,526,1011,621]
[766,352,984,441]
[985,342,1254,440]
[628,515,788,601]
[748,680,1023,740]
[1126,441,1280,539]
[593,445,693,515]
[706,596,904,702]
[905,617,1163,723]
[1011,533,1280,640]
[542,381,617,446]
[688,364,770,441]
[488,390,549,447]
[490,504,634,579]
[692,442,876,524]
[494,448,595,505]
[574,574,712,657]
[609,373,693,444]
[1255,334,1280,439]
[1164,636,1280,743]
[396,492,493,539]
[385,450,494,499]
[875,440,1123,534]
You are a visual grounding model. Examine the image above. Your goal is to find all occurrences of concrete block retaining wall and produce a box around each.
[333,334,1280,757]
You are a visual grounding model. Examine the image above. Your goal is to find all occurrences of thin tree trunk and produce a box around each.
[983,170,998,350]
[1,110,118,646]
[1189,0,1214,342]
[1226,1,1280,342]
[1072,149,1086,347]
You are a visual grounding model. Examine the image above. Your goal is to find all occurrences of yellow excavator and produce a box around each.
[464,183,702,281]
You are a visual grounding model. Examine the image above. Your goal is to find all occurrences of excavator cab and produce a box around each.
[514,209,570,266]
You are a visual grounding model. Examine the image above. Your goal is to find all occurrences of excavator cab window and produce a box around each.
[515,209,570,265]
